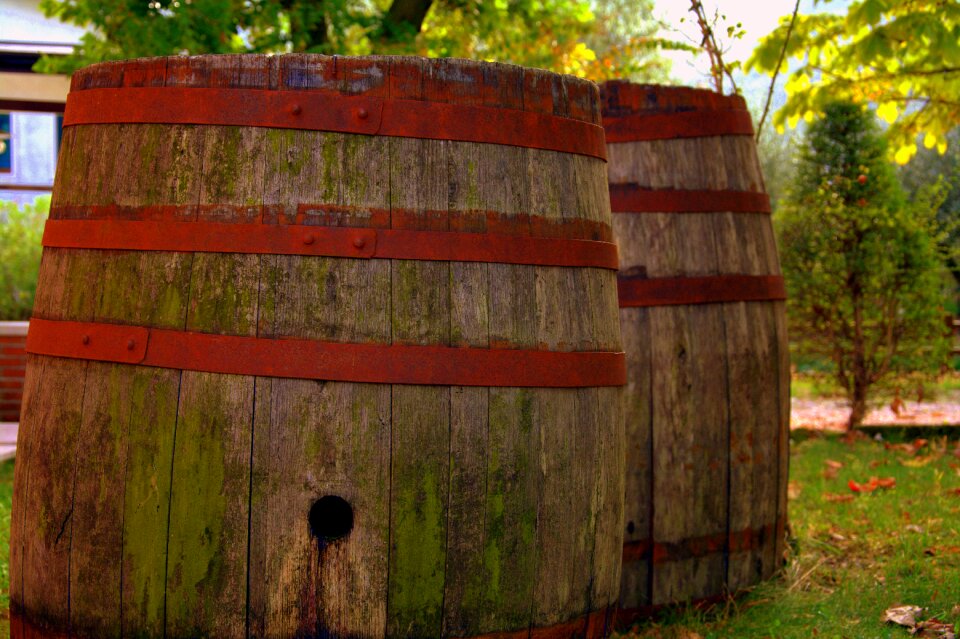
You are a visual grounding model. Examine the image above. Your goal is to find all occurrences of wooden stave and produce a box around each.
[601,82,789,620]
[10,55,625,639]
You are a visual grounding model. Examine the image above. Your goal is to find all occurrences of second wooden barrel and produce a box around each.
[10,55,626,639]
[600,82,790,621]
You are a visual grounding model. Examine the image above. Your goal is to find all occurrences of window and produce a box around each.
[0,113,10,173]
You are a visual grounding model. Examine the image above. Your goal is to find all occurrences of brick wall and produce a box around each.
[0,322,28,423]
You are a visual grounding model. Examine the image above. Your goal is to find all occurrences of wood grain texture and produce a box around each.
[605,82,788,616]
[12,55,623,639]
[386,59,453,636]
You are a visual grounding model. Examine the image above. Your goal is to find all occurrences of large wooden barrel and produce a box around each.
[600,82,790,622]
[10,55,626,639]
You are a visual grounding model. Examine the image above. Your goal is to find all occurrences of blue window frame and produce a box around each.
[0,113,10,173]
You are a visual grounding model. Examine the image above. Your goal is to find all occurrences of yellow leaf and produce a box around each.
[898,80,912,95]
[877,102,898,124]
[938,141,948,155]
[787,113,801,129]
[924,132,937,149]
[894,144,917,165]
[803,110,814,123]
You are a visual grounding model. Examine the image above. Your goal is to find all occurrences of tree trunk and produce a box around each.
[848,377,869,428]
[383,0,434,37]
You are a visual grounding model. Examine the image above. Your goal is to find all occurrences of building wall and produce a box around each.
[0,322,28,423]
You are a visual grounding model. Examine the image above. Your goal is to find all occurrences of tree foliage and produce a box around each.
[777,101,950,427]
[35,0,671,81]
[748,0,960,164]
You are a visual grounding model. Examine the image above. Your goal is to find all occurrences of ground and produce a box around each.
[617,432,960,639]
[0,423,955,638]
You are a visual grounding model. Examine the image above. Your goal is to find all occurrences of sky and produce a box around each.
[652,0,850,109]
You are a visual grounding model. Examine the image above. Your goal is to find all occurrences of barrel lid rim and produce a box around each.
[70,54,603,126]
[599,80,747,116]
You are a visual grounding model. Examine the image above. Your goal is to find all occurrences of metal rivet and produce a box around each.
[353,236,366,249]
[357,107,369,120]
[291,104,302,115]
[81,335,90,345]
[127,339,136,351]
[303,233,316,245]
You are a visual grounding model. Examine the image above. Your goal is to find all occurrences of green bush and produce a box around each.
[0,196,48,320]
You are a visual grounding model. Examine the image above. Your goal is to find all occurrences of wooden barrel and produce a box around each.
[10,55,626,639]
[600,82,790,622]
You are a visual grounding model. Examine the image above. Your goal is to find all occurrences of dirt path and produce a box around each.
[790,397,960,431]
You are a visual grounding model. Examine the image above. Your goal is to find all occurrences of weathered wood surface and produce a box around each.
[11,55,624,639]
[604,83,789,616]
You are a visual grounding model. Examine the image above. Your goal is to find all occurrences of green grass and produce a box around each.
[618,434,960,639]
[0,460,12,639]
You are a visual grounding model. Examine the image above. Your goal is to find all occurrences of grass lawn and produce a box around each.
[0,460,12,639]
[0,436,955,638]
[619,433,960,639]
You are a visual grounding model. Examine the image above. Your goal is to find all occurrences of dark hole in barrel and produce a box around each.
[627,520,635,535]
[309,496,354,543]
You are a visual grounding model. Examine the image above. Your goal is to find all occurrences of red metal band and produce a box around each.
[621,518,784,565]
[617,275,786,308]
[42,220,619,270]
[63,87,607,160]
[602,109,754,143]
[609,185,771,214]
[25,319,627,388]
[49,203,614,242]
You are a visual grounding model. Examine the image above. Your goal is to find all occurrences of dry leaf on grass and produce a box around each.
[850,477,897,492]
[881,605,956,638]
[824,492,856,503]
[788,480,803,500]
[883,605,924,627]
[912,619,956,638]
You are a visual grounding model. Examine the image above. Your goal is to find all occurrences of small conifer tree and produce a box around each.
[777,101,951,427]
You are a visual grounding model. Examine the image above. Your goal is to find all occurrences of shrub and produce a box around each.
[0,196,48,320]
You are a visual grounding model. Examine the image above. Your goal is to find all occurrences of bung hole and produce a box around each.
[309,495,354,543]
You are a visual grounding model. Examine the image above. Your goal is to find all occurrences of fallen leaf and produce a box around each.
[824,492,856,503]
[788,481,803,500]
[906,524,925,534]
[914,438,930,450]
[903,456,938,468]
[949,488,960,497]
[850,479,872,493]
[825,459,844,469]
[883,605,923,627]
[951,604,960,616]
[925,548,937,557]
[850,476,897,493]
[913,618,956,638]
